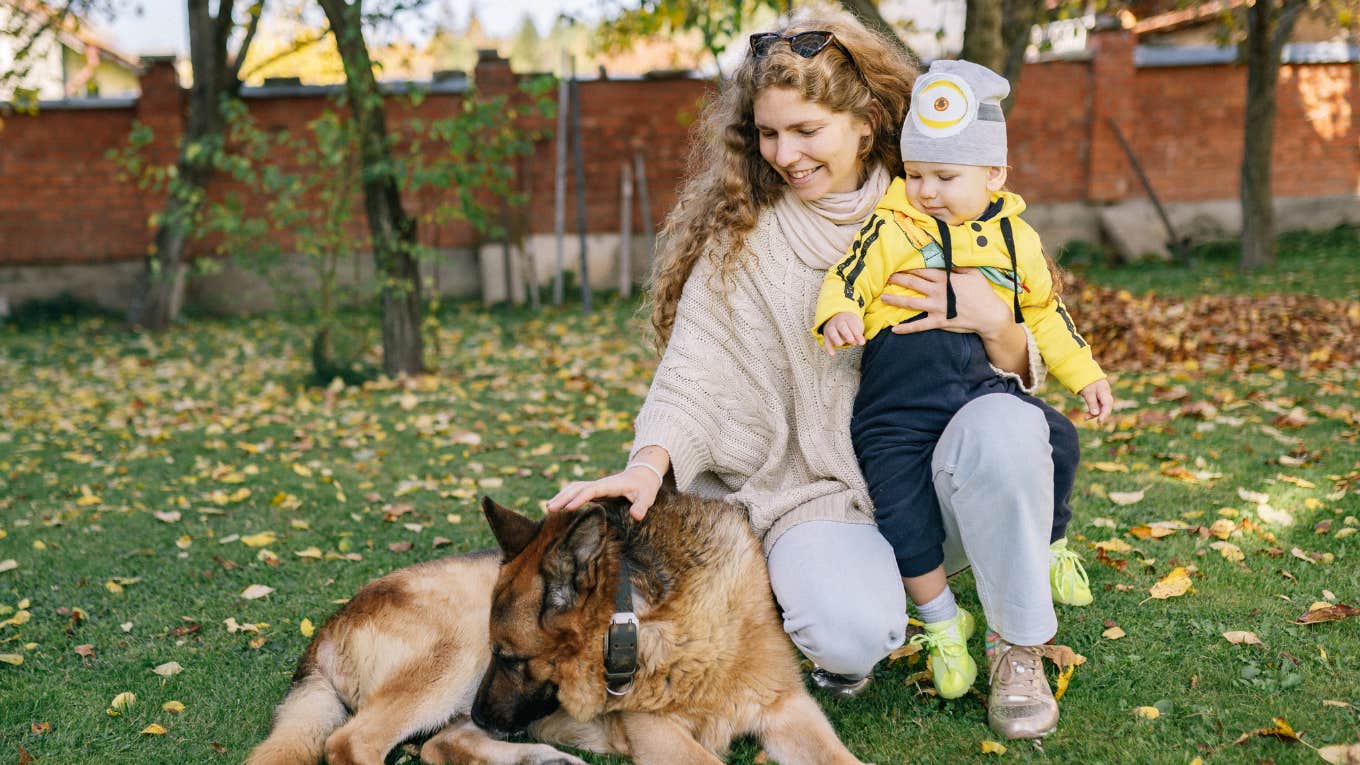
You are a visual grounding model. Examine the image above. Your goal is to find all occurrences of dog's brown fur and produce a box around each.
[245,492,865,765]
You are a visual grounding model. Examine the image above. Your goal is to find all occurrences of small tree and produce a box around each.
[1239,0,1308,270]
[180,81,551,383]
[125,0,264,331]
[317,0,424,376]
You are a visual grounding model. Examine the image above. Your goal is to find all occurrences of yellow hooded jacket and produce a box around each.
[813,177,1105,395]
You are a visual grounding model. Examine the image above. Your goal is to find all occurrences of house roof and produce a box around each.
[1,0,140,71]
[1129,0,1250,36]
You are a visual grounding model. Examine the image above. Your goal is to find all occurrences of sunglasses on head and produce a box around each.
[749,30,859,69]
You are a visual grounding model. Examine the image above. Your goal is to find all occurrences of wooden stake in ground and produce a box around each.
[633,150,654,270]
[569,62,591,314]
[619,161,633,298]
[553,53,569,306]
[500,208,516,306]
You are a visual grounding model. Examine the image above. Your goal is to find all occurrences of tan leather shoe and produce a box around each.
[987,639,1059,739]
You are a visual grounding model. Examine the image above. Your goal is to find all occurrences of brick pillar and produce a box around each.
[1086,21,1137,202]
[473,49,516,98]
[135,56,185,166]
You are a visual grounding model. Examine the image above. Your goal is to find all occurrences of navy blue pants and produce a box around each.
[851,327,1079,578]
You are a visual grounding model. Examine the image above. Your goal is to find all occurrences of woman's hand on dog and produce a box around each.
[547,448,669,520]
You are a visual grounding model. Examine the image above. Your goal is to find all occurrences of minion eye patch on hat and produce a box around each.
[911,75,976,137]
[901,59,1010,167]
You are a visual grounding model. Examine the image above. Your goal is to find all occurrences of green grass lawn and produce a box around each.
[1061,224,1360,300]
[2,249,1358,764]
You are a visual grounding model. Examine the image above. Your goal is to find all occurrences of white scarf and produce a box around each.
[771,164,890,270]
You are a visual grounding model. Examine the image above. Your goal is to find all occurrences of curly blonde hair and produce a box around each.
[647,11,918,349]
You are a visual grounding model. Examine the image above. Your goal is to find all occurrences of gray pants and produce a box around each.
[767,394,1058,678]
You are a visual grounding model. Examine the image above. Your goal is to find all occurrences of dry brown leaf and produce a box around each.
[1294,602,1359,625]
[1102,626,1126,640]
[1222,630,1262,646]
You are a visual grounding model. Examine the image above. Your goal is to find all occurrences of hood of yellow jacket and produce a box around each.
[879,176,1027,227]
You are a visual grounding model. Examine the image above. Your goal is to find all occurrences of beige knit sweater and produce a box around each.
[632,209,1045,555]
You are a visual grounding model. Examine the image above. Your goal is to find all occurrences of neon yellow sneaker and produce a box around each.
[1049,538,1093,606]
[909,607,977,699]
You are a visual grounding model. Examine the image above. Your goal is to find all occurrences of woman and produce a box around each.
[549,11,1065,740]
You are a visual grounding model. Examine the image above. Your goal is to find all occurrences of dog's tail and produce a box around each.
[244,671,348,765]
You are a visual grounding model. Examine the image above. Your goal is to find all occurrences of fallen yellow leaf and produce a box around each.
[1102,626,1126,640]
[1053,662,1076,701]
[106,691,136,715]
[1149,567,1193,599]
[300,618,315,637]
[1232,717,1299,744]
[140,723,167,735]
[1210,541,1244,562]
[241,532,277,548]
[980,740,1007,755]
[1088,461,1129,473]
[1222,630,1262,646]
[0,654,23,665]
[162,701,185,714]
[240,584,275,600]
[1095,538,1134,554]
[1209,519,1236,539]
[1133,706,1160,719]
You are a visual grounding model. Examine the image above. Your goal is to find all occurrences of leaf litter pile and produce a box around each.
[1,292,1358,764]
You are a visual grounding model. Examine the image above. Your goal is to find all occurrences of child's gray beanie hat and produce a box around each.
[900,59,1009,167]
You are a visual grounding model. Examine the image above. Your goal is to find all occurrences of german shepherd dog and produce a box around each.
[246,491,866,765]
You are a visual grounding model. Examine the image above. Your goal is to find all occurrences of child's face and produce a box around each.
[901,161,1007,225]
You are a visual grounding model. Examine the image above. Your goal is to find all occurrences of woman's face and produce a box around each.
[754,86,871,201]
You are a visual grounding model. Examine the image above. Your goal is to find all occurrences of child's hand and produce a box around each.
[1079,378,1114,424]
[822,312,865,356]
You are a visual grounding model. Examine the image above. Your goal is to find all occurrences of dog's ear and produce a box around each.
[482,496,540,559]
[541,506,606,614]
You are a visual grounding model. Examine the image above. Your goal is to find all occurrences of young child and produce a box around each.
[812,59,1113,700]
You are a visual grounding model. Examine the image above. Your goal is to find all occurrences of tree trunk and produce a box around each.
[1239,0,1303,271]
[319,0,423,375]
[127,0,260,330]
[999,0,1042,114]
[961,0,1004,73]
[838,0,919,65]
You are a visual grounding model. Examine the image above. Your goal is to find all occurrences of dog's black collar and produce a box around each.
[603,555,639,696]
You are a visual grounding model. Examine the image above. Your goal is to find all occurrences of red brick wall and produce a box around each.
[2,37,1356,267]
[1130,62,1359,202]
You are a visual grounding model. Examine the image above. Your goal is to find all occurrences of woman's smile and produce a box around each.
[754,86,871,200]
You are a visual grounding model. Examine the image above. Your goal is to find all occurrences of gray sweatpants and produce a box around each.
[767,393,1058,678]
